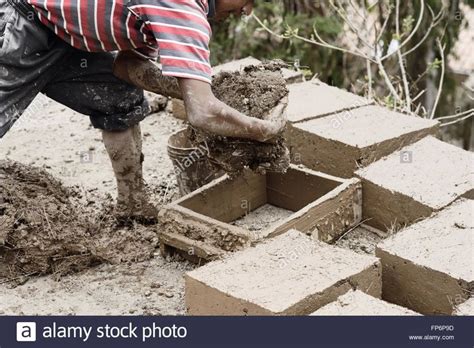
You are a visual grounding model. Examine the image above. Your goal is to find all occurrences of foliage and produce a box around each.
[210,2,346,85]
[210,0,472,120]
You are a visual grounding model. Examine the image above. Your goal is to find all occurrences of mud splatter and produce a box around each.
[0,161,158,281]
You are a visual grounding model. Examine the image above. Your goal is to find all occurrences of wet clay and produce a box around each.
[0,161,157,280]
[231,204,293,232]
[191,62,291,175]
[212,62,289,119]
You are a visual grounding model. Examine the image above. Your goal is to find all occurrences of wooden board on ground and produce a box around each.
[160,231,224,265]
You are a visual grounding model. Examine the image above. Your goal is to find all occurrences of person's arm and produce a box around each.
[113,51,286,142]
[178,78,285,142]
[113,50,182,99]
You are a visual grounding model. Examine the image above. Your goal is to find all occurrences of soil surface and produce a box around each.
[335,225,385,255]
[0,256,195,315]
[232,204,293,232]
[0,89,390,316]
[0,95,188,315]
[191,62,291,175]
[0,160,161,280]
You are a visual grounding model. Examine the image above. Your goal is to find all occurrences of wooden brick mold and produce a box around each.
[158,165,362,263]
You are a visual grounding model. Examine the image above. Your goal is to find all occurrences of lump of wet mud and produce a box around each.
[191,62,291,175]
[0,161,157,281]
[212,61,289,119]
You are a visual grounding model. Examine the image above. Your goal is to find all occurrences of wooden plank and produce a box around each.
[160,165,361,256]
[265,179,362,243]
[267,166,342,211]
[160,231,225,263]
[180,171,267,223]
[158,206,251,252]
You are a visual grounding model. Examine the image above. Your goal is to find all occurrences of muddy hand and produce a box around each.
[258,96,289,143]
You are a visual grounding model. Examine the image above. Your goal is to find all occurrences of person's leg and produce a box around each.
[101,124,156,221]
[0,1,69,139]
[41,50,157,221]
[101,126,143,215]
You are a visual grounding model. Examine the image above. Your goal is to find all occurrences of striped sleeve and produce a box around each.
[129,0,212,84]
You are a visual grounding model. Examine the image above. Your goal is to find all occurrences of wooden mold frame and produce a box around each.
[159,164,362,263]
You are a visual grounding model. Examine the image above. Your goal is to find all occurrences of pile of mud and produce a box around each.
[190,62,291,174]
[212,62,288,119]
[0,161,158,281]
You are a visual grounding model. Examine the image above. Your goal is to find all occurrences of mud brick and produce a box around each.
[454,298,473,316]
[212,57,303,84]
[376,199,473,315]
[212,56,262,76]
[311,290,420,316]
[185,230,381,315]
[281,68,305,84]
[356,136,473,230]
[159,165,362,264]
[171,57,303,120]
[287,80,372,123]
[286,105,439,178]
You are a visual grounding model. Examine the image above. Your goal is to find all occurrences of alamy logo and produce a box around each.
[400,151,413,164]
[79,151,94,164]
[16,322,37,342]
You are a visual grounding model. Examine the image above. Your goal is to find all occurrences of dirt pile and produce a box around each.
[0,161,158,281]
[190,62,291,175]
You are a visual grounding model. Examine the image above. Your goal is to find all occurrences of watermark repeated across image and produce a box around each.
[158,140,214,205]
[172,142,210,175]
[400,150,413,164]
[80,150,94,164]
[277,238,316,269]
[6,94,50,130]
[330,100,373,130]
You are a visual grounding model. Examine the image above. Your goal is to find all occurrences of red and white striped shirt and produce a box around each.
[27,0,213,83]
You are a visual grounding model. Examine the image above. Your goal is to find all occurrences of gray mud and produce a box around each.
[0,161,157,281]
[335,226,384,255]
[191,62,291,175]
[212,62,289,119]
[232,204,293,232]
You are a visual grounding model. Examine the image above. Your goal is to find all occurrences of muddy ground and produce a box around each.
[232,204,293,232]
[0,95,384,316]
[0,160,167,280]
[0,95,195,315]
